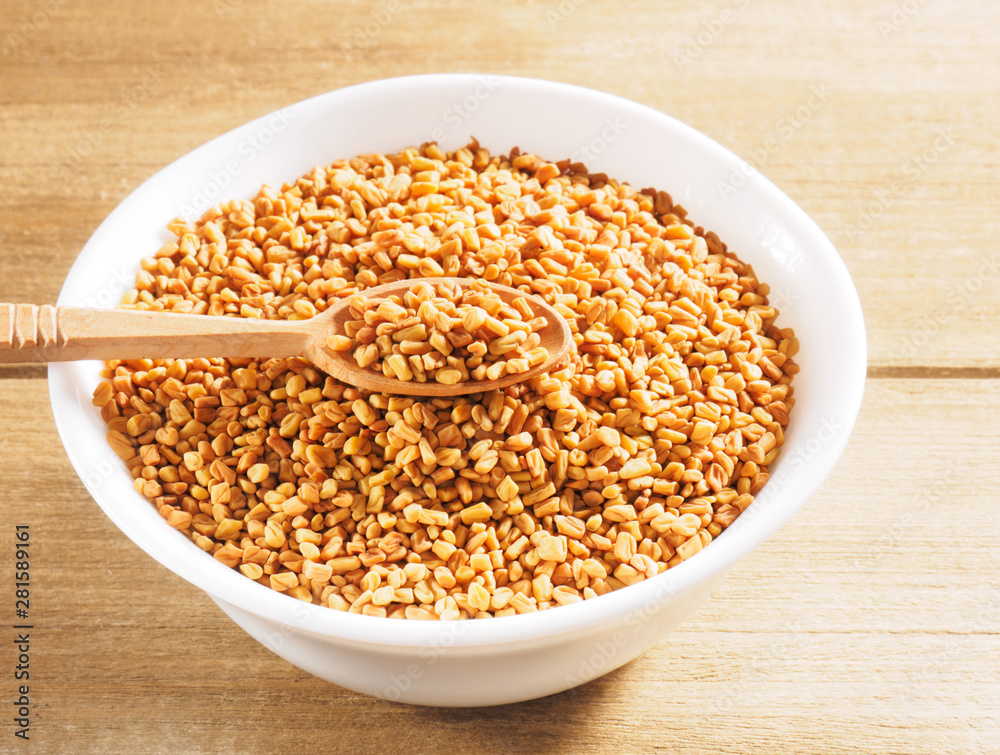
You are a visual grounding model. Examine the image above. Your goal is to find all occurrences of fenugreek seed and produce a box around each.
[677,534,703,560]
[603,504,637,522]
[405,606,437,620]
[393,324,428,342]
[435,447,462,466]
[240,563,264,581]
[299,542,321,561]
[672,513,702,537]
[376,301,408,323]
[435,368,463,385]
[496,475,519,502]
[468,582,491,612]
[419,508,450,527]
[298,388,323,404]
[372,585,396,606]
[302,560,333,583]
[537,535,568,562]
[343,436,368,455]
[614,532,637,563]
[552,586,582,606]
[438,597,460,621]
[355,344,379,369]
[488,332,526,356]
[166,510,192,530]
[247,462,270,483]
[386,354,413,381]
[595,427,619,446]
[620,458,652,479]
[432,539,457,561]
[690,420,715,445]
[614,563,644,586]
[403,563,428,583]
[214,519,241,541]
[264,521,286,549]
[182,452,203,471]
[434,566,457,589]
[506,358,530,373]
[581,559,608,579]
[504,432,533,452]
[462,307,487,332]
[460,502,494,525]
[329,556,362,574]
[326,335,353,352]
[352,399,377,425]
[269,572,299,592]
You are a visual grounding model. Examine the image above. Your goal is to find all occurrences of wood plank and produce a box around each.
[1,375,997,752]
[0,0,997,366]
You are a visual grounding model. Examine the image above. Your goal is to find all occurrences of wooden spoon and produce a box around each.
[0,278,572,396]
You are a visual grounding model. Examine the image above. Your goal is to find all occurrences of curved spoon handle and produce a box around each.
[0,303,306,364]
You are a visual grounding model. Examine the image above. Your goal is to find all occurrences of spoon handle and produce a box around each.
[0,303,307,364]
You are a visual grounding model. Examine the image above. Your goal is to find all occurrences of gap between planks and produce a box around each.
[866,366,1000,380]
[0,364,47,379]
[2,365,1000,381]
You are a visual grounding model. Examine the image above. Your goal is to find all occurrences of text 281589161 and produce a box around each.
[13,524,31,741]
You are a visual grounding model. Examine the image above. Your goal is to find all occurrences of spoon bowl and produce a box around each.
[312,277,572,395]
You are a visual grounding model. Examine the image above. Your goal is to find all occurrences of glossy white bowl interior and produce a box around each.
[49,74,866,706]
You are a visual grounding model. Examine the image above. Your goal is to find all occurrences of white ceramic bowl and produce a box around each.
[49,74,866,707]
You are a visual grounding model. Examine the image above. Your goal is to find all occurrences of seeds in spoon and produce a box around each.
[326,280,547,385]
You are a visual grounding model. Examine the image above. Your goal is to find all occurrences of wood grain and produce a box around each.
[1,0,997,369]
[0,0,997,751]
[0,303,308,364]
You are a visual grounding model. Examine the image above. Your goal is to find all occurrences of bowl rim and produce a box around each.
[49,72,867,649]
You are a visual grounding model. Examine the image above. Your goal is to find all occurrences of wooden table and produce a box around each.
[2,0,998,751]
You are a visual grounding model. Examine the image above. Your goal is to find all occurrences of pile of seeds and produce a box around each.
[92,141,798,620]
[327,279,546,385]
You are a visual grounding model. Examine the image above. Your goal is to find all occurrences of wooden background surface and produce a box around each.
[1,0,998,752]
